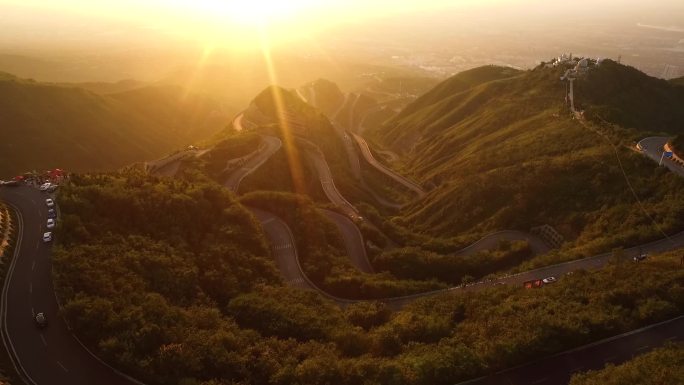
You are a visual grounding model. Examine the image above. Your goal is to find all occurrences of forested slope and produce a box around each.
[52,173,684,385]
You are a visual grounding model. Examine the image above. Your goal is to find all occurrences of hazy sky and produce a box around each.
[2,0,681,50]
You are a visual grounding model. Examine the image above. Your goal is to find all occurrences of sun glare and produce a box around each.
[173,0,318,27]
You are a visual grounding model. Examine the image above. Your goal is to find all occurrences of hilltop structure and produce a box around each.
[553,55,604,113]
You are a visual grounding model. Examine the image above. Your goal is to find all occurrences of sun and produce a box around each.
[174,0,319,28]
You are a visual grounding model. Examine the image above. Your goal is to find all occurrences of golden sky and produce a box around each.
[1,0,497,48]
[3,0,681,51]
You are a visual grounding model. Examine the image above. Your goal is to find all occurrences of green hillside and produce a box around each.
[249,85,348,166]
[0,74,226,177]
[390,65,523,128]
[375,64,684,259]
[58,79,146,95]
[670,76,684,86]
[575,60,684,133]
[570,344,683,385]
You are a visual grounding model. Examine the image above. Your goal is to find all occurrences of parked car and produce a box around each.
[46,184,59,192]
[47,209,56,219]
[542,276,557,284]
[46,218,55,229]
[0,180,20,187]
[35,312,48,328]
[39,182,52,191]
[42,232,53,242]
[45,198,55,208]
[633,253,648,262]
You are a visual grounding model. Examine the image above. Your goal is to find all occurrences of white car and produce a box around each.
[46,218,55,229]
[542,276,557,284]
[39,183,52,191]
[45,198,54,208]
[42,232,53,243]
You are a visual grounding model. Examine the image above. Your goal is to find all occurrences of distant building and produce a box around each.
[574,58,590,74]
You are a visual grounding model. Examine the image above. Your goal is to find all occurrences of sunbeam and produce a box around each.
[258,27,308,195]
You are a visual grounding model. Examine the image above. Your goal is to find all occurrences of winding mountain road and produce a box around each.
[248,208,310,289]
[458,316,683,385]
[3,109,684,385]
[297,138,362,221]
[351,132,426,198]
[321,210,373,273]
[223,136,282,192]
[638,136,684,177]
[0,186,139,385]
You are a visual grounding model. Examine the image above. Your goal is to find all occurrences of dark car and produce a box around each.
[47,209,56,219]
[35,312,48,328]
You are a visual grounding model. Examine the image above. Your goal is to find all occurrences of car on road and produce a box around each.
[45,198,55,207]
[46,184,59,192]
[633,253,648,262]
[542,276,557,284]
[0,180,20,187]
[34,312,48,328]
[46,218,55,229]
[39,182,52,191]
[42,232,53,242]
[47,209,56,219]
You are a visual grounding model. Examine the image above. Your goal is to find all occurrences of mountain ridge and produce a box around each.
[0,72,227,177]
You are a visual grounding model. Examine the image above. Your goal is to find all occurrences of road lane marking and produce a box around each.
[56,360,68,372]
[31,308,35,317]
[31,261,35,271]
[35,242,39,251]
[40,334,47,347]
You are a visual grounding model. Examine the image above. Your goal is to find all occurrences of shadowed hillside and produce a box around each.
[300,79,345,116]
[0,73,227,177]
[574,60,684,133]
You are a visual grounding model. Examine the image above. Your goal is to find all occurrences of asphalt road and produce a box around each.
[305,88,399,206]
[637,136,684,177]
[332,121,362,180]
[457,316,684,385]
[0,185,138,385]
[232,112,246,132]
[246,203,684,385]
[248,208,310,289]
[321,210,373,273]
[454,230,550,257]
[299,140,362,220]
[351,132,426,197]
[223,135,282,192]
